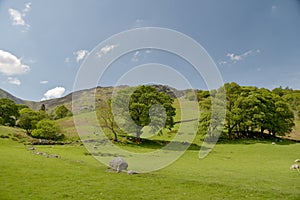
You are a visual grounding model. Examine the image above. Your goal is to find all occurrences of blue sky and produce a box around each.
[0,0,300,101]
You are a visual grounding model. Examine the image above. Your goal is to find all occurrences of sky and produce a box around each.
[0,0,300,101]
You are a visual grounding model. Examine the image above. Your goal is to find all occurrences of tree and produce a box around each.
[198,88,226,140]
[16,104,29,111]
[54,105,72,119]
[40,104,46,112]
[31,119,62,140]
[17,108,40,135]
[270,100,295,135]
[223,82,242,138]
[113,85,176,143]
[198,83,295,140]
[97,99,120,141]
[0,98,19,126]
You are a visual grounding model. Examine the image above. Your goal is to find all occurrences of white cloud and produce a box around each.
[23,2,32,14]
[41,87,65,100]
[8,9,26,26]
[219,61,227,65]
[220,49,261,65]
[40,80,48,84]
[131,51,140,62]
[227,53,243,61]
[96,44,118,58]
[74,50,89,62]
[272,5,277,12]
[0,50,30,75]
[8,2,31,30]
[7,77,21,85]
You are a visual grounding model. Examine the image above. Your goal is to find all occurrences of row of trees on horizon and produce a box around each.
[1,83,299,142]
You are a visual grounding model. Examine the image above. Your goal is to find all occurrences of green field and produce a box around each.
[1,125,300,199]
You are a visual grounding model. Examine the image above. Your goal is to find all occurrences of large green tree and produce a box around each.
[17,108,40,135]
[113,85,176,143]
[0,98,19,126]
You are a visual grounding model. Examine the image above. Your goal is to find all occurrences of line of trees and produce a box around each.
[0,98,72,140]
[198,82,295,140]
[96,84,297,142]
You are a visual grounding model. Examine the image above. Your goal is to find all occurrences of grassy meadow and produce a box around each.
[1,125,300,199]
[1,98,300,199]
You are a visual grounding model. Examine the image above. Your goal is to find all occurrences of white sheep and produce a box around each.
[290,164,299,172]
[295,159,300,163]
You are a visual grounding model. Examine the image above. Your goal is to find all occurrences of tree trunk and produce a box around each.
[112,130,118,142]
[136,129,142,144]
[26,129,32,136]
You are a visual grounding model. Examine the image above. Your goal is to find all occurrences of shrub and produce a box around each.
[31,119,61,140]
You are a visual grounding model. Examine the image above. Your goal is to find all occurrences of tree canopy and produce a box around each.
[0,98,19,126]
[31,119,62,140]
[18,108,40,135]
[112,85,176,142]
[199,83,295,139]
[54,105,72,119]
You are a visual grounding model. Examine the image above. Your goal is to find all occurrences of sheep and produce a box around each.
[290,164,299,172]
[295,159,300,163]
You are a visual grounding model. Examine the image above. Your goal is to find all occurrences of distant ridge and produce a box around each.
[0,88,25,104]
[0,85,187,111]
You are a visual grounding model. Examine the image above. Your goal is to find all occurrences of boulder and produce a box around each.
[27,146,35,151]
[48,154,59,158]
[109,157,128,172]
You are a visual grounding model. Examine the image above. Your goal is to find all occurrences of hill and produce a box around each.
[0,85,186,112]
[0,88,25,104]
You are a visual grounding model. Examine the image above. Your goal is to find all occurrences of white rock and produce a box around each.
[109,157,128,173]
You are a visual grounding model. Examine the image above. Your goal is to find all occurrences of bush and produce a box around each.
[31,119,62,140]
[54,105,73,119]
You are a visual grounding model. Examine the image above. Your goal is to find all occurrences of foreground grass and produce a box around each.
[0,134,299,199]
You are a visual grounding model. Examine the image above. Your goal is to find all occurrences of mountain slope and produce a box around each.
[0,85,186,112]
[0,89,25,104]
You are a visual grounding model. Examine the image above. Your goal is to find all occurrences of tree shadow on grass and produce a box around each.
[216,137,299,145]
[114,137,201,151]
